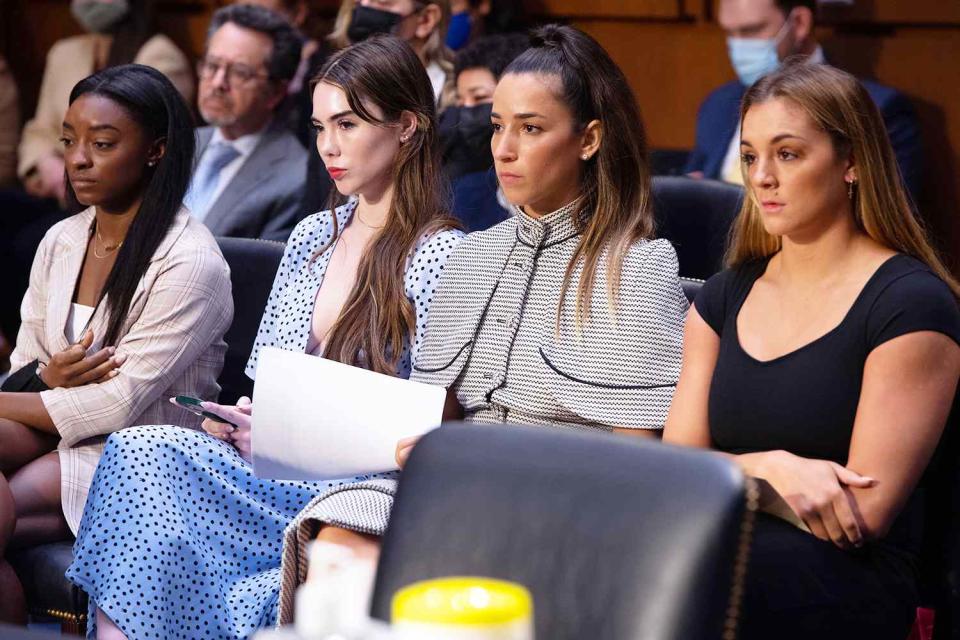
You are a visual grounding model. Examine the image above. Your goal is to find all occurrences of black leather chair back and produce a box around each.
[680,277,704,304]
[652,176,744,280]
[0,624,63,639]
[372,423,752,640]
[215,237,285,404]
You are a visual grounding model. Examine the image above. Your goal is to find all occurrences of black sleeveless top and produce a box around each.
[695,254,960,554]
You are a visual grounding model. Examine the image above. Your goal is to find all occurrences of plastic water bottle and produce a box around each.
[391,577,534,640]
[295,541,377,639]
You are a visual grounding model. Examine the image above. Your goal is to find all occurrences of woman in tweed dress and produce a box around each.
[404,24,688,443]
[67,38,463,640]
[0,66,232,624]
[277,23,690,623]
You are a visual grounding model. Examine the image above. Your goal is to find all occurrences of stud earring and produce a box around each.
[581,154,590,161]
[147,161,156,167]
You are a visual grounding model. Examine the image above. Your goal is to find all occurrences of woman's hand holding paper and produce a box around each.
[395,435,421,469]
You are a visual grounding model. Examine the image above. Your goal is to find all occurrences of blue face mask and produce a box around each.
[726,14,792,87]
[445,11,472,51]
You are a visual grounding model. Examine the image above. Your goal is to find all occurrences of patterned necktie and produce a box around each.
[184,142,241,222]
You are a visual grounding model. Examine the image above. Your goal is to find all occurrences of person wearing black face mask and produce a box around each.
[347,4,410,42]
[345,1,452,102]
[440,32,528,231]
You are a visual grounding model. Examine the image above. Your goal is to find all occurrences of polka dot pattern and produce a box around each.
[246,199,465,379]
[67,426,350,639]
[66,203,464,639]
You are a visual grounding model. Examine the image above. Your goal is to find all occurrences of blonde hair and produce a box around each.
[326,0,354,50]
[727,61,959,298]
[418,0,453,75]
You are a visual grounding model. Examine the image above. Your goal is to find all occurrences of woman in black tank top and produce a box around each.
[664,62,960,639]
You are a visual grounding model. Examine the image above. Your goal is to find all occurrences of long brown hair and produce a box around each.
[727,61,959,297]
[504,25,654,324]
[311,36,459,374]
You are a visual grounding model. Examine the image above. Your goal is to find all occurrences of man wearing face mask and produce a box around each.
[440,32,528,231]
[685,0,921,201]
[444,0,527,51]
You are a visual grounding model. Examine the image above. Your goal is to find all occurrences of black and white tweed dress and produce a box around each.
[412,200,688,430]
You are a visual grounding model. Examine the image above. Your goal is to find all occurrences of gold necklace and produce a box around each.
[356,212,386,230]
[93,226,124,259]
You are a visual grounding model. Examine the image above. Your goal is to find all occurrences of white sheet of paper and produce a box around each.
[251,346,445,480]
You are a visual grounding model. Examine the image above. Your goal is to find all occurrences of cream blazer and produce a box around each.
[17,34,195,178]
[10,207,232,533]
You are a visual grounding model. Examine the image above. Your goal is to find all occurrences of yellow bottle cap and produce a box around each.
[392,577,533,626]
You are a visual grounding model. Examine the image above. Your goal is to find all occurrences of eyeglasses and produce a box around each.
[197,57,268,85]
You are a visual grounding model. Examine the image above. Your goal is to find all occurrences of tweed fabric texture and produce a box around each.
[280,203,688,621]
[277,479,397,624]
[277,203,688,617]
[411,202,689,430]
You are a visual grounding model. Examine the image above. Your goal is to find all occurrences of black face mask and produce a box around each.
[440,103,495,180]
[347,5,405,43]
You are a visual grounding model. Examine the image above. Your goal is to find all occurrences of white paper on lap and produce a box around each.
[251,346,445,480]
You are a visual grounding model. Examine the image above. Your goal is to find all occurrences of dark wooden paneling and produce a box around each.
[528,0,682,20]
[820,0,960,27]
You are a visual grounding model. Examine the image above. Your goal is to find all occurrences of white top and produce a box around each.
[426,61,446,104]
[65,303,95,344]
[203,125,265,207]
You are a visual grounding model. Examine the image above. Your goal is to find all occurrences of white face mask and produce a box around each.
[71,0,131,34]
[726,12,793,87]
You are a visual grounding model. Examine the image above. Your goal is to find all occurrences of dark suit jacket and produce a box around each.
[684,76,922,200]
[195,121,307,241]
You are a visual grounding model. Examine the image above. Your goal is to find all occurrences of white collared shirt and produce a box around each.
[203,125,266,207]
[426,61,446,104]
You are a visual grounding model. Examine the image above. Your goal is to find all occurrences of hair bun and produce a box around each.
[530,24,568,50]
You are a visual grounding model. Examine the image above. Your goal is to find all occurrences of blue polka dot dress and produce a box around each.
[66,200,464,639]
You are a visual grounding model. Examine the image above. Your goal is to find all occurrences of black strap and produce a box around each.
[1,359,51,393]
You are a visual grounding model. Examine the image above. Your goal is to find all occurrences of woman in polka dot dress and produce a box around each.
[66,37,464,640]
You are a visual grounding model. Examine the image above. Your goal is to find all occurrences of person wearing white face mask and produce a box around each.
[684,0,921,202]
[17,0,194,205]
[0,0,195,374]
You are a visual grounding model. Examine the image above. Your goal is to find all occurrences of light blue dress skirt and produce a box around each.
[66,425,373,639]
